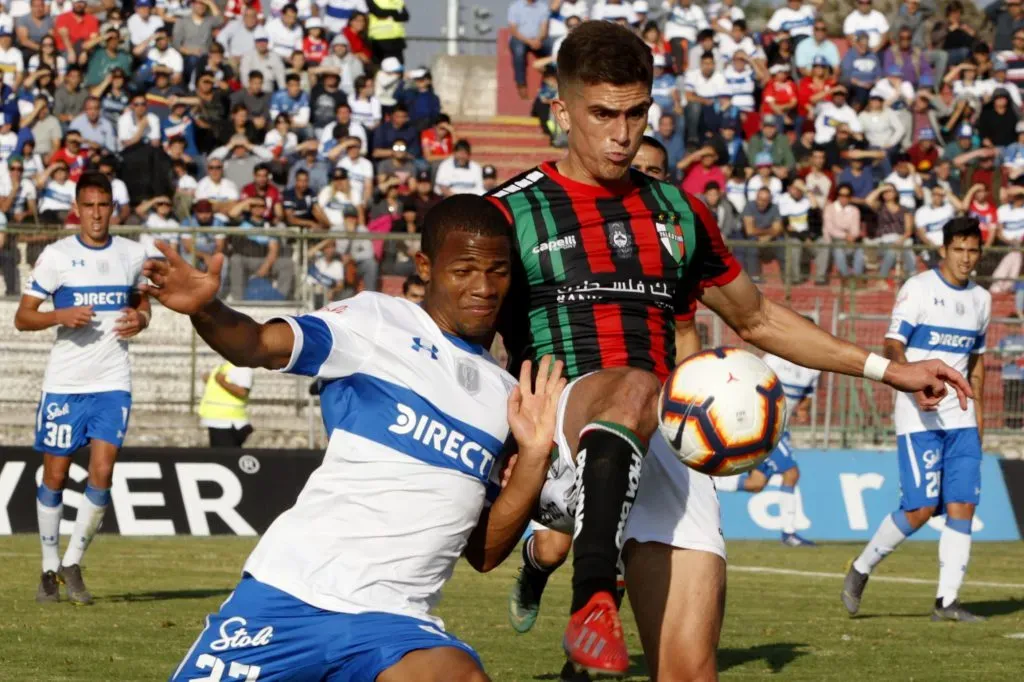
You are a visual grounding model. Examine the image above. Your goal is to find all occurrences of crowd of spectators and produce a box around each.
[0,0,508,303]
[515,0,1024,309]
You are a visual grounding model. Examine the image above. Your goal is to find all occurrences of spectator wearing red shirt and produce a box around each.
[965,183,998,245]
[241,163,284,224]
[421,114,455,164]
[302,18,329,65]
[54,0,99,60]
[49,131,90,182]
[907,128,940,173]
[797,58,836,121]
[680,147,727,197]
[761,65,798,126]
[343,12,373,66]
[226,0,264,21]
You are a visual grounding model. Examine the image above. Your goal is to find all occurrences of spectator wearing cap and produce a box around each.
[318,165,361,225]
[321,33,365,98]
[397,67,440,131]
[662,0,708,74]
[738,186,786,282]
[881,24,936,90]
[0,20,24,90]
[181,198,228,282]
[761,65,798,128]
[218,6,262,65]
[127,0,163,49]
[859,92,905,156]
[813,86,862,144]
[986,59,1023,108]
[835,147,876,203]
[70,96,117,154]
[679,146,726,198]
[907,127,939,174]
[434,140,484,196]
[266,3,303,60]
[745,151,784,203]
[374,56,404,113]
[333,138,369,204]
[507,0,551,99]
[746,116,795,179]
[796,57,836,124]
[84,27,132,87]
[303,17,329,65]
[843,0,890,52]
[173,0,220,84]
[241,27,287,93]
[840,31,881,107]
[708,117,748,170]
[815,183,866,284]
[15,0,55,57]
[270,73,312,137]
[55,0,99,65]
[482,164,499,192]
[794,19,839,76]
[53,66,87,126]
[407,168,441,222]
[978,88,1020,148]
[309,71,348,137]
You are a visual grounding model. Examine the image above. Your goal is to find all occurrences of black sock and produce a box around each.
[570,421,645,614]
[521,534,558,595]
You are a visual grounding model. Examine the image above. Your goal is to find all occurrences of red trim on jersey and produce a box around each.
[593,303,629,367]
[575,193,616,274]
[646,307,670,380]
[675,311,695,323]
[539,162,641,199]
[486,195,514,224]
[688,190,743,289]
[621,192,664,277]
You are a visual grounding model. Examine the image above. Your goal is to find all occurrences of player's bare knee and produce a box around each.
[904,506,936,529]
[946,502,975,519]
[660,653,718,682]
[534,530,572,567]
[42,469,67,491]
[782,467,800,486]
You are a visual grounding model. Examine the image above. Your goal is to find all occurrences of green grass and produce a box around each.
[1,537,1023,681]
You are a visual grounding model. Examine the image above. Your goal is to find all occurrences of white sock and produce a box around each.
[62,485,110,568]
[937,518,973,607]
[36,484,63,573]
[780,485,797,534]
[853,511,913,575]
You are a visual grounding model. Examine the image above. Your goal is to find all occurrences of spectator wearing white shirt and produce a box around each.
[777,179,818,281]
[884,154,924,212]
[0,114,17,161]
[319,0,368,35]
[707,0,744,33]
[435,140,485,196]
[717,20,763,66]
[684,51,727,145]
[548,0,589,39]
[859,93,905,153]
[723,49,765,113]
[0,20,24,89]
[685,29,721,72]
[146,27,184,84]
[843,0,890,52]
[913,183,957,247]
[240,28,287,93]
[663,0,708,72]
[96,156,130,224]
[217,6,260,63]
[135,195,180,256]
[117,94,161,148]
[592,0,635,23]
[992,186,1024,292]
[35,160,75,221]
[349,74,382,131]
[813,87,862,144]
[745,153,783,203]
[316,165,359,225]
[337,136,373,209]
[766,0,818,42]
[266,4,303,60]
[128,0,164,47]
[194,158,241,220]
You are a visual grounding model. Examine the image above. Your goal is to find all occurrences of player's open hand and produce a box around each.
[54,305,94,328]
[140,240,223,315]
[507,356,566,460]
[114,307,148,339]
[885,358,974,411]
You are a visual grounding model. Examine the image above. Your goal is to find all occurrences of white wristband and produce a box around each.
[863,352,890,382]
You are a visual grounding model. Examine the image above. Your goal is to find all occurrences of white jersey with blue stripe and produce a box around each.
[243,292,515,627]
[762,353,820,415]
[885,269,990,435]
[25,235,147,394]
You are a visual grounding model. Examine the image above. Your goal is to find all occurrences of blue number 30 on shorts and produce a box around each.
[33,391,132,456]
[897,427,982,513]
[170,576,482,682]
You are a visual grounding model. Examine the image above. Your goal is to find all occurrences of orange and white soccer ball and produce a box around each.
[658,347,788,476]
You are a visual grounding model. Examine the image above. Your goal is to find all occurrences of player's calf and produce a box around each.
[509,529,570,633]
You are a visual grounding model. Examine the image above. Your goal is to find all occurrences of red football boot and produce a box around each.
[562,591,629,677]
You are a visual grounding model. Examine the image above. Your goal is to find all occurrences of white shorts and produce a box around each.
[534,373,727,561]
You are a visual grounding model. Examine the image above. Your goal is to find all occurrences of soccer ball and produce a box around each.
[658,347,788,476]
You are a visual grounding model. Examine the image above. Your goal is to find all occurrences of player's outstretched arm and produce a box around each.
[700,271,973,410]
[140,241,294,370]
[464,356,566,573]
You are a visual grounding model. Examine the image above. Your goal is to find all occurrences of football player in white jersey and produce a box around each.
[148,195,567,682]
[843,217,990,622]
[14,172,151,605]
[718,348,821,547]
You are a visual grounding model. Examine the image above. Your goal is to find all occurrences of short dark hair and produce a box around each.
[75,170,112,201]
[392,103,408,115]
[638,135,668,167]
[454,139,471,153]
[97,155,117,170]
[556,20,653,92]
[700,50,715,62]
[733,19,747,31]
[249,69,264,81]
[402,273,426,294]
[286,73,300,84]
[438,113,451,125]
[704,181,721,192]
[943,216,983,246]
[420,195,509,260]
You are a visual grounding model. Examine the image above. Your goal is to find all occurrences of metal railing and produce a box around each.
[3,226,1023,442]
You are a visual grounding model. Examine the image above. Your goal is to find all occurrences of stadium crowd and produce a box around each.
[518,0,1024,315]
[1,0,1023,311]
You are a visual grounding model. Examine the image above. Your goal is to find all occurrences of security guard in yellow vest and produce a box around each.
[198,362,255,447]
[368,0,408,65]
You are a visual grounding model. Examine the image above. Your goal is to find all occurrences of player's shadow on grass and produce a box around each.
[962,598,1024,618]
[718,642,809,674]
[105,588,232,603]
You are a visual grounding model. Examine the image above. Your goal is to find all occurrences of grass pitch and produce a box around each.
[1,536,1023,681]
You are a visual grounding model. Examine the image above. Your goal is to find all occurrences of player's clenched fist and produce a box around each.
[55,306,94,328]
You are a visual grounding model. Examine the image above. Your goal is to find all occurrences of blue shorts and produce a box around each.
[897,427,982,514]
[170,576,482,682]
[33,391,132,456]
[756,432,798,477]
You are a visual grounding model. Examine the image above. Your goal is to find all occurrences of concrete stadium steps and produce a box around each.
[454,117,556,180]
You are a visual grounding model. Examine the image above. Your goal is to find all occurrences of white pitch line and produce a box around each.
[729,565,1024,591]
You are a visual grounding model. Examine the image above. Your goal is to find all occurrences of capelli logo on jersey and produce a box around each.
[209,617,274,652]
[927,331,974,349]
[531,235,577,254]
[388,403,496,477]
